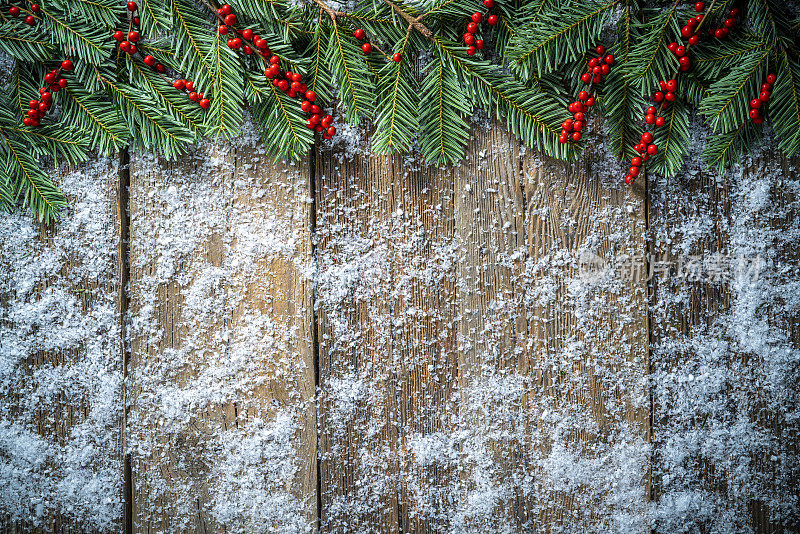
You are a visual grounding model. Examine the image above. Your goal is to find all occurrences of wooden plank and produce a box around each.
[315,148,400,533]
[648,150,800,532]
[128,139,316,532]
[522,146,650,531]
[0,159,125,533]
[451,125,531,529]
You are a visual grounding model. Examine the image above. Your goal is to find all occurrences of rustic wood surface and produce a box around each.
[0,130,797,533]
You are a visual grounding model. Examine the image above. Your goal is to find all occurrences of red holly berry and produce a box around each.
[25,15,34,25]
[714,28,725,39]
[629,166,640,177]
[467,46,477,56]
[305,90,317,102]
[641,132,653,144]
[585,96,595,107]
[218,25,228,34]
[321,115,333,128]
[354,28,365,40]
[326,125,336,137]
[487,14,498,25]
[220,4,232,14]
[362,43,372,54]
[589,58,599,68]
[655,116,665,127]
[730,8,739,17]
[665,79,677,92]
[562,119,573,130]
[464,33,475,45]
[645,114,655,124]
[28,99,38,109]
[647,144,658,155]
[604,54,614,65]
[185,81,194,92]
[392,52,402,62]
[143,55,155,66]
[679,56,691,70]
[766,73,776,84]
[467,22,478,33]
[270,55,280,64]
[31,3,39,12]
[596,45,605,55]
[128,30,139,42]
[632,157,642,166]
[299,100,311,113]
[311,104,322,115]
[759,91,770,102]
[483,0,494,7]
[724,18,735,28]
[694,2,704,11]
[675,45,686,57]
[224,13,236,25]
[57,78,67,88]
[581,72,592,83]
[133,16,140,25]
[681,26,692,38]
[668,42,678,53]
[573,120,584,131]
[127,1,137,11]
[61,59,73,71]
[472,12,482,23]
[309,114,320,125]
[156,63,165,72]
[688,35,699,46]
[665,91,676,102]
[9,6,19,16]
[572,131,581,141]
[119,41,130,52]
[22,117,33,126]
[174,79,186,90]
[578,90,589,101]
[476,39,484,49]
[188,91,198,101]
[243,44,253,55]
[114,30,124,41]
[228,38,242,49]
[749,108,760,120]
[653,91,664,103]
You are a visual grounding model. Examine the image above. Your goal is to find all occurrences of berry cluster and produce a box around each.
[219,5,272,58]
[300,92,336,140]
[559,45,611,144]
[750,73,777,124]
[173,79,210,109]
[22,59,72,127]
[461,0,498,56]
[624,79,678,184]
[352,27,401,61]
[705,6,739,40]
[8,2,39,25]
[580,45,614,85]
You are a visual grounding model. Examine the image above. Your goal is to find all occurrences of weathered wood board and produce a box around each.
[127,139,316,533]
[0,159,125,533]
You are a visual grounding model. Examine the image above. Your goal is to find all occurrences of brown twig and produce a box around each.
[311,0,341,21]
[383,0,433,38]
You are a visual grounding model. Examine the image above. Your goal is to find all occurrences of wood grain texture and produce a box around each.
[523,145,650,532]
[128,141,316,533]
[0,159,125,533]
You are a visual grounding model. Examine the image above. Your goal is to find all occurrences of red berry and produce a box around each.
[675,46,686,57]
[467,22,478,33]
[645,114,656,124]
[354,28,365,40]
[753,117,764,124]
[472,12,482,23]
[8,6,19,16]
[37,102,48,112]
[128,31,139,42]
[715,28,725,39]
[665,79,677,92]
[601,64,610,75]
[559,133,569,144]
[270,55,280,64]
[467,46,477,56]
[624,175,634,185]
[646,106,656,114]
[156,63,165,72]
[653,91,664,103]
[762,82,772,92]
[229,38,242,49]
[243,45,253,55]
[574,112,585,121]
[688,35,699,46]
[562,119,573,130]
[572,131,581,141]
[647,144,658,155]
[585,97,595,107]
[487,14,498,25]
[185,81,195,92]
[174,79,185,90]
[391,52,402,62]
[695,2,704,11]
[188,91,197,101]
[309,113,320,126]
[476,39,484,49]
[128,43,137,54]
[221,4,232,15]
[668,42,678,53]
[321,115,333,128]
[279,80,290,91]
[299,101,310,113]
[629,166,640,177]
[592,66,601,75]
[311,104,322,115]
[464,33,475,45]
[133,16,140,25]
[127,1,137,11]
[695,14,703,22]
[604,54,614,65]
[632,157,642,166]
[28,99,38,109]
[238,28,251,41]
[578,90,589,101]
[589,58,599,68]
[326,125,336,137]
[224,13,236,25]
[218,25,228,34]
[143,55,155,66]
[665,91,676,102]
[305,90,317,102]
[730,8,739,17]
[25,15,34,25]
[199,98,210,109]
[30,3,39,12]
[681,26,692,38]
[119,41,130,52]
[581,72,592,83]
[749,108,760,119]
[724,18,735,28]
[290,81,301,92]
[750,98,762,109]
[641,132,653,144]
[573,120,584,132]
[679,56,691,69]
[655,116,665,127]
[766,74,776,84]
[687,17,698,29]
[484,0,494,7]
[759,91,770,102]
[362,43,372,54]
[22,117,33,126]
[114,30,124,41]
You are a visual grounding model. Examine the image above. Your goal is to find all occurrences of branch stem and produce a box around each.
[383,0,433,38]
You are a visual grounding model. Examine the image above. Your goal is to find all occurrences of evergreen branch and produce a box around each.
[507,0,618,79]
[603,69,646,162]
[204,32,244,138]
[0,131,66,223]
[702,120,762,173]
[699,47,771,132]
[139,0,172,35]
[624,1,681,93]
[306,20,333,104]
[60,83,128,154]
[42,9,112,63]
[770,49,800,156]
[419,55,470,165]
[252,79,314,161]
[171,0,215,89]
[383,0,433,38]
[48,0,118,26]
[372,34,418,154]
[128,57,203,133]
[0,26,55,61]
[325,20,375,122]
[693,36,768,79]
[650,99,689,176]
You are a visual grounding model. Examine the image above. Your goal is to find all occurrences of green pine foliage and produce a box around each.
[0,0,797,222]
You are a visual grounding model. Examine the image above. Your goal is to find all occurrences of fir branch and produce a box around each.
[603,69,646,161]
[418,55,470,165]
[325,20,375,122]
[0,25,54,62]
[702,120,762,173]
[770,49,800,156]
[693,35,769,80]
[0,131,66,223]
[139,0,172,35]
[48,0,118,26]
[171,0,215,89]
[204,32,244,138]
[60,83,129,154]
[507,0,618,79]
[650,99,689,176]
[699,47,771,133]
[624,1,681,93]
[252,80,314,161]
[128,57,203,134]
[372,34,418,154]
[42,9,113,63]
[305,21,333,105]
